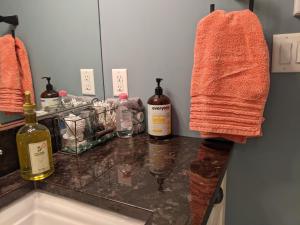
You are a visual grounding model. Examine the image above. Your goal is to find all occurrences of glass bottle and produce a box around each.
[116,93,133,138]
[16,91,54,181]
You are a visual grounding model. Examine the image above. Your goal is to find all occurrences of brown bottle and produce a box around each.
[147,78,172,140]
[40,77,59,112]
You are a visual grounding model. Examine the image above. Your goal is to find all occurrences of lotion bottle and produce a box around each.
[41,77,59,111]
[147,78,172,139]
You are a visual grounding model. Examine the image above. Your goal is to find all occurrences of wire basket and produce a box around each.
[59,105,117,155]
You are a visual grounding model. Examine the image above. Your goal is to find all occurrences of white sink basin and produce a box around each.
[0,192,145,225]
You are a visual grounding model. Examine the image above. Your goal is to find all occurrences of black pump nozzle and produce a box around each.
[42,76,53,91]
[155,78,163,96]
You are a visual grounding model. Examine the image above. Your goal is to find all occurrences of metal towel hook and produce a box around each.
[0,15,19,38]
[209,0,254,13]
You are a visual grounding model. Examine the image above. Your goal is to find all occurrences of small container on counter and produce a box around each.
[116,93,133,138]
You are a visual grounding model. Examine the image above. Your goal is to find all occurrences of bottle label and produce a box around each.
[148,104,171,136]
[28,140,50,175]
[117,105,133,132]
[41,97,59,110]
[121,108,132,128]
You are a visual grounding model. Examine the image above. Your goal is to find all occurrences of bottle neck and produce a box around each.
[25,112,37,124]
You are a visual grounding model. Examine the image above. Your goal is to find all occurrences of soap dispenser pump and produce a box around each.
[155,78,163,96]
[40,76,59,111]
[147,78,172,139]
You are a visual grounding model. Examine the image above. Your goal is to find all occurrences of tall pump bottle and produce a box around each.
[147,78,172,139]
[40,76,59,111]
[16,91,54,181]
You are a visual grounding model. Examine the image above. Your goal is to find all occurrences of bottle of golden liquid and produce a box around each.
[16,91,54,181]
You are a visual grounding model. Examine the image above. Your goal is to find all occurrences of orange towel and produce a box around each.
[190,10,270,143]
[0,34,35,113]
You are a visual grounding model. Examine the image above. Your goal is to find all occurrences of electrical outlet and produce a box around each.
[112,69,128,96]
[80,69,95,95]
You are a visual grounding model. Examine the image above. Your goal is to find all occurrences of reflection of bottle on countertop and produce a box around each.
[147,78,172,140]
[148,141,176,191]
[148,141,174,174]
[41,76,59,112]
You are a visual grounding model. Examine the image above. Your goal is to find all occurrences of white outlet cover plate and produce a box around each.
[272,33,300,73]
[80,69,95,95]
[112,69,128,97]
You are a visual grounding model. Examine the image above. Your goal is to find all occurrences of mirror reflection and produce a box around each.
[0,0,104,124]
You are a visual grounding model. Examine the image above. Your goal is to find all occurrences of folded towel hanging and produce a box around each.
[0,34,35,113]
[189,9,270,143]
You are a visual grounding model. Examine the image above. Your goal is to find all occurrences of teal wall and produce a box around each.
[1,0,300,224]
[98,0,300,224]
[0,0,104,124]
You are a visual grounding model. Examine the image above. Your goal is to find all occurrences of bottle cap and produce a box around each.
[119,93,128,100]
[155,78,163,96]
[42,76,53,91]
[23,91,36,112]
[59,90,68,97]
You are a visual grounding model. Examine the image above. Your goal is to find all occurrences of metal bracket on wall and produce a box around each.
[0,15,19,38]
[214,187,224,205]
[210,0,254,13]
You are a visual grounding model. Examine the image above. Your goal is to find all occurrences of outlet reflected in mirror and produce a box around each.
[0,0,104,124]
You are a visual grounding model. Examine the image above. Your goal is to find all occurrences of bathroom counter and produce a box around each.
[0,134,233,225]
[0,170,33,208]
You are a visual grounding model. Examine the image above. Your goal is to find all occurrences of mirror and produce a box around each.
[0,0,104,124]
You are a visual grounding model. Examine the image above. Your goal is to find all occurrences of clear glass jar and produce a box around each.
[116,93,133,138]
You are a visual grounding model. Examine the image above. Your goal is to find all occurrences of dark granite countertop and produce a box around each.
[0,170,33,209]
[0,134,233,225]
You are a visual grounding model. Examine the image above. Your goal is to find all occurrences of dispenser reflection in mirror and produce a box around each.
[0,0,105,125]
